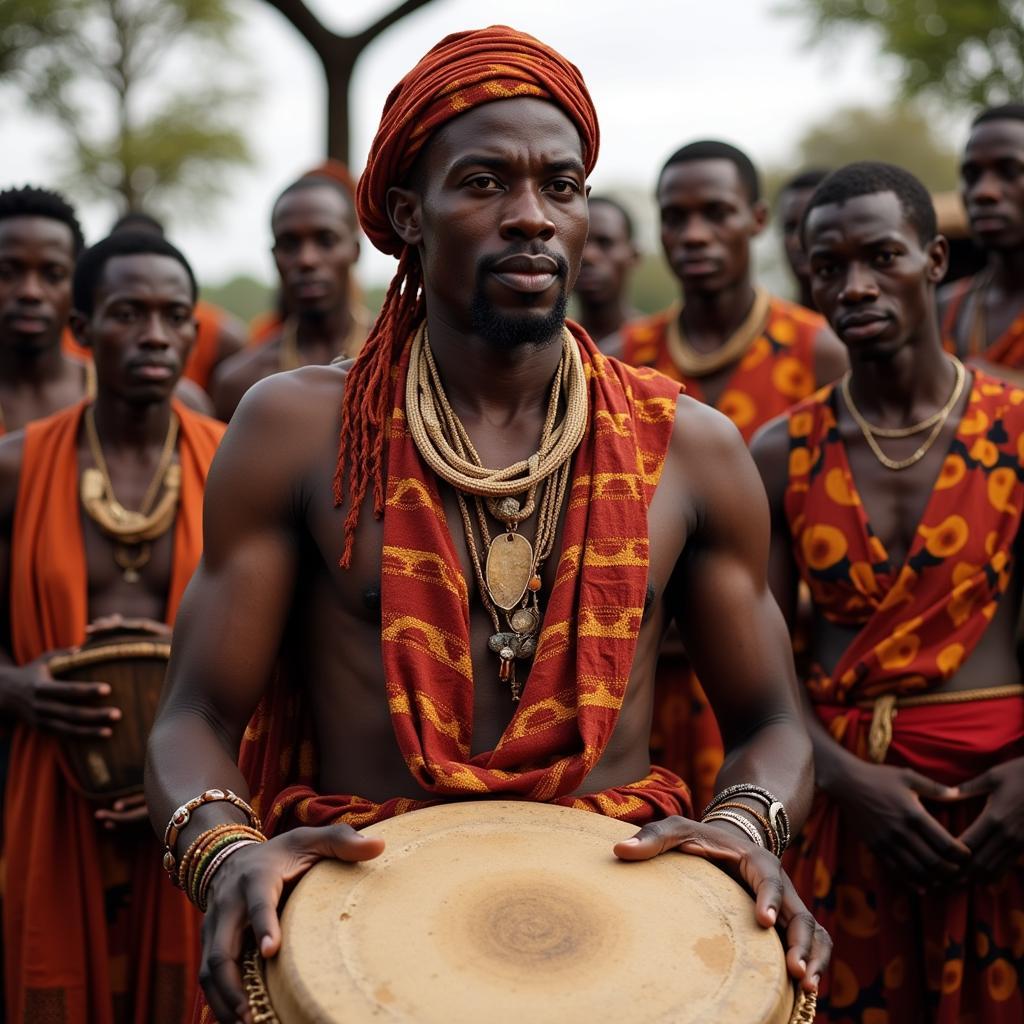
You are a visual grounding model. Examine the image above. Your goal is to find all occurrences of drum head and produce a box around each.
[265,801,794,1024]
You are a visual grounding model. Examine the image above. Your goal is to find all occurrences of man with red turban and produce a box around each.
[146,27,829,1023]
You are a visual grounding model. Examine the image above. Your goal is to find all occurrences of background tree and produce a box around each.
[766,102,959,198]
[259,0,438,166]
[0,0,253,215]
[783,0,1024,108]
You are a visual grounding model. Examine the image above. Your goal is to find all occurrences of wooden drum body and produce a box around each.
[249,801,813,1024]
[48,633,170,801]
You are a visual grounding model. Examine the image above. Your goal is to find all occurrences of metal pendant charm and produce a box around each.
[509,606,539,635]
[485,532,535,611]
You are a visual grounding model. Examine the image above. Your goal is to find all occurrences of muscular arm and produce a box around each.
[811,324,848,388]
[669,401,812,828]
[146,372,310,835]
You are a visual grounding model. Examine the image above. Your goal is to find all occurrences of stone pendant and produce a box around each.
[485,532,535,611]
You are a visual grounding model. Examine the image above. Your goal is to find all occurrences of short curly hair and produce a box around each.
[801,161,937,246]
[0,185,85,254]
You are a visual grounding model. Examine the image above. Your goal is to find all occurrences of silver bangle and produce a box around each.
[702,809,765,848]
[197,838,262,912]
[703,784,790,853]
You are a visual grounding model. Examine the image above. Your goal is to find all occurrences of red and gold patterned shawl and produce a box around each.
[622,295,823,442]
[784,371,1024,705]
[239,326,690,833]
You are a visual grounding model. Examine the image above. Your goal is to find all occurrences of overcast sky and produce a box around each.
[4,0,907,287]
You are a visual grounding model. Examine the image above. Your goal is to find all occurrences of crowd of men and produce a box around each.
[1,23,1023,1024]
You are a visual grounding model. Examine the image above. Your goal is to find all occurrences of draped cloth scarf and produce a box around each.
[5,399,224,1024]
[239,329,691,837]
[782,374,1024,1022]
[623,294,824,811]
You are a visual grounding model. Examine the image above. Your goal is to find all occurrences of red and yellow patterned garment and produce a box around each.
[942,275,1024,369]
[783,373,1024,1023]
[623,294,825,811]
[237,331,691,837]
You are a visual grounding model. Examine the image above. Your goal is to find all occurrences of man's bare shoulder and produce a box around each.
[670,392,747,463]
[211,336,280,391]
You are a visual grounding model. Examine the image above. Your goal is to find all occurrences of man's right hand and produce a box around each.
[827,760,969,887]
[200,824,385,1024]
[0,654,120,738]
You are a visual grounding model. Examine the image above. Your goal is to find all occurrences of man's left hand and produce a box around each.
[956,757,1024,881]
[614,815,830,993]
[95,792,148,830]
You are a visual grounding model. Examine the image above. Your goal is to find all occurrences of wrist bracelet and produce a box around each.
[714,802,779,857]
[162,788,261,878]
[198,838,263,912]
[703,783,790,854]
[702,809,764,848]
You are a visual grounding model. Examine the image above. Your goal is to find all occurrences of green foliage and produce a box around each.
[768,102,959,197]
[783,0,1024,108]
[0,0,253,214]
[201,274,273,323]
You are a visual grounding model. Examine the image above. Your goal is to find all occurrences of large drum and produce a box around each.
[48,632,170,801]
[245,801,815,1024]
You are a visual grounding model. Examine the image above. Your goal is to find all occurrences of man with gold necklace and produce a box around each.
[753,162,1024,1022]
[619,140,850,816]
[210,174,369,421]
[0,230,224,1022]
[145,27,829,1023]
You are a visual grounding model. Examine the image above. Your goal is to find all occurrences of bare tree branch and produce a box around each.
[355,0,435,48]
[259,0,336,59]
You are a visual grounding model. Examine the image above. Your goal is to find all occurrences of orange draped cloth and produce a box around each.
[942,275,1024,368]
[782,374,1024,1022]
[5,399,224,1024]
[623,294,823,812]
[62,300,226,390]
[239,329,691,836]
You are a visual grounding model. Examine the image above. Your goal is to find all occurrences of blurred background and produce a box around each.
[3,0,1019,321]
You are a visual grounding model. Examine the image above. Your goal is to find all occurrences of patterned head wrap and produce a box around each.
[334,25,599,565]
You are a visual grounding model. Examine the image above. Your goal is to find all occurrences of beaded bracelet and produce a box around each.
[702,783,791,854]
[184,825,266,905]
[162,789,262,879]
[714,801,780,857]
[702,809,765,848]
[198,838,263,912]
[175,822,242,889]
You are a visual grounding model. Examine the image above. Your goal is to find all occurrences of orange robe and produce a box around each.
[942,276,1024,368]
[783,374,1024,1022]
[5,399,225,1024]
[622,295,824,811]
[62,300,229,390]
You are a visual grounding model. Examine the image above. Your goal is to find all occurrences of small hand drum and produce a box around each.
[48,633,171,801]
[245,801,815,1023]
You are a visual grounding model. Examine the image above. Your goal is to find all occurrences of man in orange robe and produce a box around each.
[210,173,369,421]
[145,27,829,1023]
[940,105,1024,376]
[0,186,92,435]
[0,230,225,1022]
[620,141,849,812]
[755,161,1024,1022]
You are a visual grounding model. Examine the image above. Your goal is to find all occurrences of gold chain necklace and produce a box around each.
[405,325,588,699]
[841,358,966,471]
[80,404,181,582]
[665,285,771,377]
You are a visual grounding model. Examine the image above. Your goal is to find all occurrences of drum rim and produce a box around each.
[48,640,171,674]
[243,946,817,1024]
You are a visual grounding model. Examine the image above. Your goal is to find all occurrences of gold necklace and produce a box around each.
[841,358,966,471]
[80,405,181,582]
[665,285,771,377]
[405,325,588,699]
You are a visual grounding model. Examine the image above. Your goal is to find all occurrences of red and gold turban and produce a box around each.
[335,25,600,565]
[357,25,599,256]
